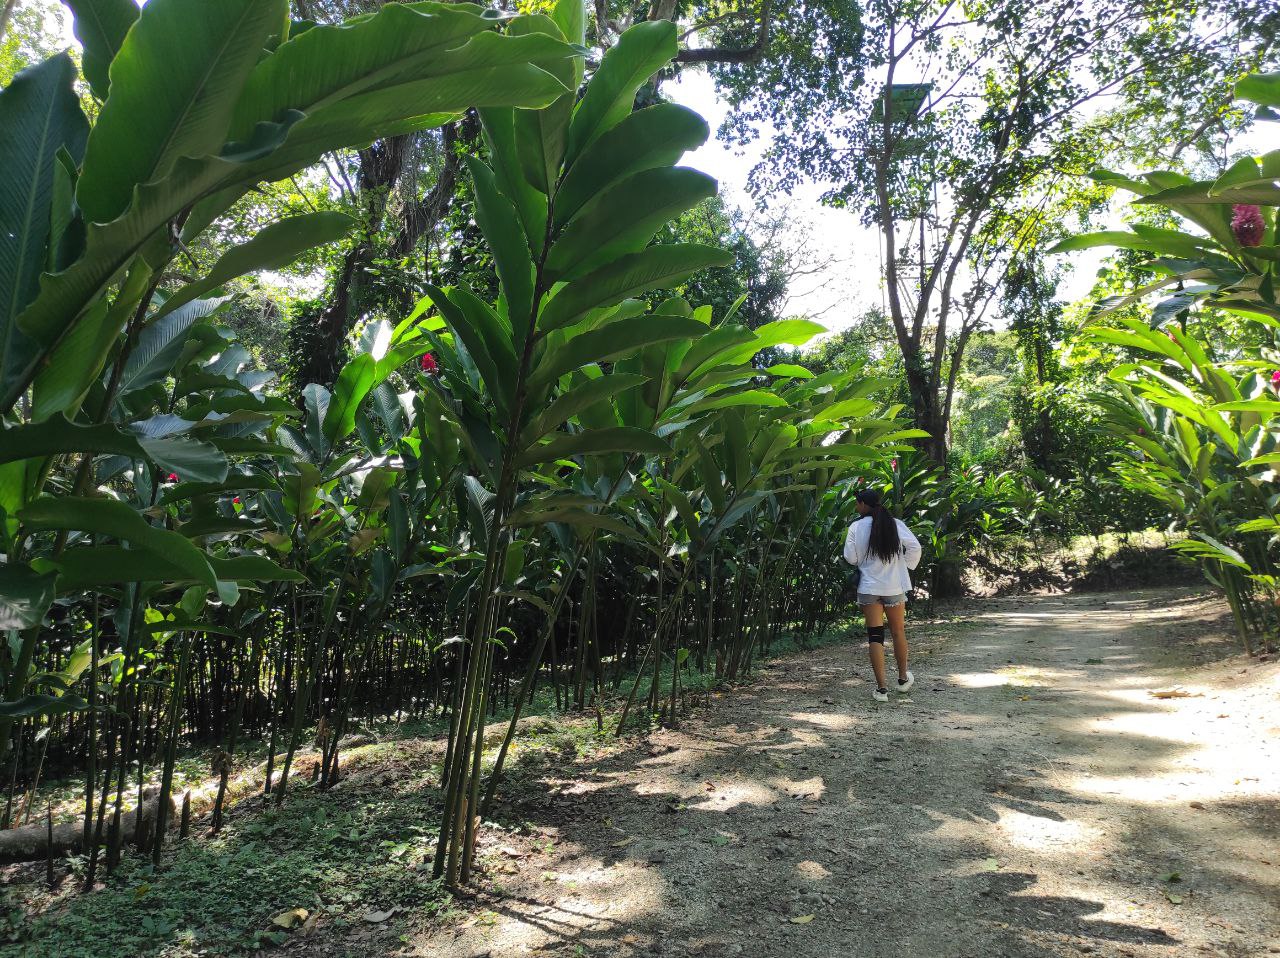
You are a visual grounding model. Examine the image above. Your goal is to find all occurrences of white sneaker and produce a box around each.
[897,671,915,693]
[872,687,889,703]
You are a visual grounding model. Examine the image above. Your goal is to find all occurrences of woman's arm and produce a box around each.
[900,520,923,570]
[842,522,859,566]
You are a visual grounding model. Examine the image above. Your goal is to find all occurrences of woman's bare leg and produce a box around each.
[861,602,888,689]
[885,602,908,680]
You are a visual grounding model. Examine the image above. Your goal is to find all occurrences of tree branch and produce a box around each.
[675,0,773,64]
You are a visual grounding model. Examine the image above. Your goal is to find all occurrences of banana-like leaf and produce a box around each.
[516,426,671,467]
[208,555,306,582]
[22,496,217,588]
[546,167,718,281]
[116,296,233,400]
[1237,71,1280,107]
[77,0,289,224]
[155,212,354,321]
[138,435,229,484]
[424,284,517,413]
[564,19,677,166]
[478,107,549,252]
[1048,229,1211,258]
[0,414,148,465]
[509,15,576,196]
[538,244,733,332]
[0,693,89,720]
[520,372,646,446]
[466,157,535,347]
[530,315,707,391]
[0,55,89,399]
[7,11,572,414]
[0,564,57,630]
[555,103,709,228]
[680,389,789,415]
[62,0,141,100]
[323,353,377,447]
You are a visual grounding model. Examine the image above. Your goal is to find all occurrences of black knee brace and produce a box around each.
[866,624,886,644]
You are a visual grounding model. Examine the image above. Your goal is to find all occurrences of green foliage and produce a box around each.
[1053,73,1280,644]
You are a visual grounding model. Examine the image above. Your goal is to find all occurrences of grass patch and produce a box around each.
[1,766,453,957]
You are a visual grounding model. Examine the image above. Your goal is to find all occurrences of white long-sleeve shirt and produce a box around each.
[842,516,923,595]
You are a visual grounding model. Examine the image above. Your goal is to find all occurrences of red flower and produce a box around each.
[233,496,242,505]
[1232,204,1265,248]
[419,352,438,375]
[891,458,899,470]
[166,473,179,483]
[1137,427,1145,436]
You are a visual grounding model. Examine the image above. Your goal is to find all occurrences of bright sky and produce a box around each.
[668,71,883,331]
[667,69,1118,334]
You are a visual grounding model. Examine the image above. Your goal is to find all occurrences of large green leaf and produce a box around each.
[517,426,671,467]
[0,55,89,402]
[77,0,289,224]
[155,212,354,321]
[478,107,549,252]
[466,157,535,347]
[509,15,576,196]
[138,435,229,484]
[21,496,217,588]
[61,0,141,100]
[519,372,646,446]
[546,167,718,281]
[675,325,758,384]
[208,555,306,582]
[323,353,376,447]
[564,19,677,166]
[1048,229,1211,258]
[538,244,733,332]
[29,298,113,421]
[0,564,57,630]
[0,693,89,720]
[690,319,825,374]
[225,3,491,141]
[0,415,148,465]
[7,7,573,416]
[117,296,232,400]
[555,103,709,228]
[1237,72,1280,108]
[530,315,708,390]
[38,545,206,590]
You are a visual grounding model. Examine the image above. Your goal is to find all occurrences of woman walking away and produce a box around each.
[842,489,923,702]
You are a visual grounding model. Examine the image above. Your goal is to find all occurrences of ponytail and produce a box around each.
[855,489,902,562]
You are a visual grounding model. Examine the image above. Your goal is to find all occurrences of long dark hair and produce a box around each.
[855,488,902,562]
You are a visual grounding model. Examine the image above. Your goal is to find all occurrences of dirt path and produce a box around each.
[413,588,1280,958]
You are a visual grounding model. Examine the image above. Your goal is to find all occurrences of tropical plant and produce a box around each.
[1053,73,1280,646]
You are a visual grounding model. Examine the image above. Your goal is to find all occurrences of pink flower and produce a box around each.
[419,352,438,375]
[1232,204,1265,248]
[166,473,179,483]
[1271,370,1280,391]
[891,458,899,471]
[1137,427,1145,436]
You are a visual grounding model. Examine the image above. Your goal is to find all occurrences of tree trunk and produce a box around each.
[902,355,947,463]
[295,134,412,388]
[0,0,17,45]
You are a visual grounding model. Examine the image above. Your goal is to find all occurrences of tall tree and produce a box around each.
[715,0,1276,461]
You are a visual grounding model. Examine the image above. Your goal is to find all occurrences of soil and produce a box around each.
[405,587,1280,958]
